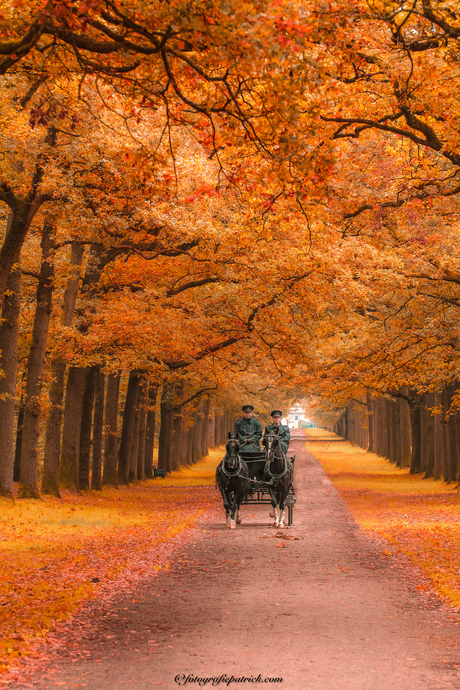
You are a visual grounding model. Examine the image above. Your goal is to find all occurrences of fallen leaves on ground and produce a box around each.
[306,430,460,608]
[0,450,222,673]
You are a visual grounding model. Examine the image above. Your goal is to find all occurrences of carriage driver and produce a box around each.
[263,410,290,456]
[233,405,263,452]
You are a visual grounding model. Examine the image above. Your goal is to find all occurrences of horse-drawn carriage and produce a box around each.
[240,450,296,526]
[215,431,296,529]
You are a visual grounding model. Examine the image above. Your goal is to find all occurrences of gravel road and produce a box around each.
[9,430,460,689]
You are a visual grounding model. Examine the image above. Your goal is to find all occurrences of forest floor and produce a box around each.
[305,427,460,607]
[0,451,222,674]
[2,430,460,689]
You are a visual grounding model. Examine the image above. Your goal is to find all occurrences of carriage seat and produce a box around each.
[239,451,266,480]
[152,465,166,479]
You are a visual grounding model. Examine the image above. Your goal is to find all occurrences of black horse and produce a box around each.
[215,433,251,529]
[263,428,294,528]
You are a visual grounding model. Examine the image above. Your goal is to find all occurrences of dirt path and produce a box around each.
[10,431,460,689]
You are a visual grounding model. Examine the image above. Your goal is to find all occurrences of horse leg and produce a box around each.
[268,489,278,526]
[220,488,232,527]
[278,482,290,528]
[229,497,237,529]
[278,506,286,528]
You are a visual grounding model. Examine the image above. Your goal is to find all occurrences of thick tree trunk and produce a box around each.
[207,398,216,450]
[394,398,402,465]
[118,370,140,484]
[408,391,421,474]
[18,222,55,498]
[144,384,157,479]
[102,372,120,486]
[446,384,459,484]
[91,367,104,491]
[367,395,374,453]
[192,398,204,463]
[201,396,210,457]
[137,379,147,481]
[0,231,21,498]
[434,392,444,481]
[420,393,428,474]
[42,244,84,496]
[129,394,141,482]
[78,367,97,490]
[169,381,185,472]
[423,392,435,479]
[13,397,24,483]
[158,382,174,473]
[59,367,87,491]
[399,389,412,467]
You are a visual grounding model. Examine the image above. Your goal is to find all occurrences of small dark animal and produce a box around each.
[215,433,251,529]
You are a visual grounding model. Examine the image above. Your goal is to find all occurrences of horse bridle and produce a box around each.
[221,440,242,477]
[264,433,289,479]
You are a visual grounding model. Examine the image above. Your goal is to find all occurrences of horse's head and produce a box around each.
[265,429,280,461]
[225,432,240,469]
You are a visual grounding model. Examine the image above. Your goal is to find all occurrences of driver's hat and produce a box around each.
[271,410,282,417]
[242,405,254,412]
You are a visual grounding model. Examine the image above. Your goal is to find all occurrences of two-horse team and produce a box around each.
[215,407,296,530]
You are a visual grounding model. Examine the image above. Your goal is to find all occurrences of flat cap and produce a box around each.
[242,405,254,411]
[271,410,282,417]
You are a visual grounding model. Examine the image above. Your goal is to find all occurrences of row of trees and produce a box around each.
[335,387,460,484]
[2,1,460,494]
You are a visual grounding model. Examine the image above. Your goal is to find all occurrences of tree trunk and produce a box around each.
[13,397,24,483]
[408,390,421,474]
[118,370,140,485]
[129,391,141,482]
[423,392,435,479]
[432,391,444,480]
[192,398,204,463]
[78,366,97,490]
[201,396,210,457]
[158,382,174,473]
[137,378,147,481]
[0,229,21,498]
[144,384,158,478]
[59,367,87,491]
[367,395,374,453]
[18,222,55,498]
[91,367,104,491]
[169,381,185,472]
[42,244,84,496]
[102,372,120,486]
[0,188,49,311]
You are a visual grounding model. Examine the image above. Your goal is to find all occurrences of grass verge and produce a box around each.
[305,428,460,608]
[0,448,223,673]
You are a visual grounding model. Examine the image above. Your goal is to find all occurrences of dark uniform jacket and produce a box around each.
[233,417,262,451]
[263,423,290,455]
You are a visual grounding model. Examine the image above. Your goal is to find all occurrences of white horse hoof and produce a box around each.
[230,520,236,529]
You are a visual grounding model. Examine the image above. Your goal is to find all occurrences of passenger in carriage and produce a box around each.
[263,410,290,456]
[233,405,263,452]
